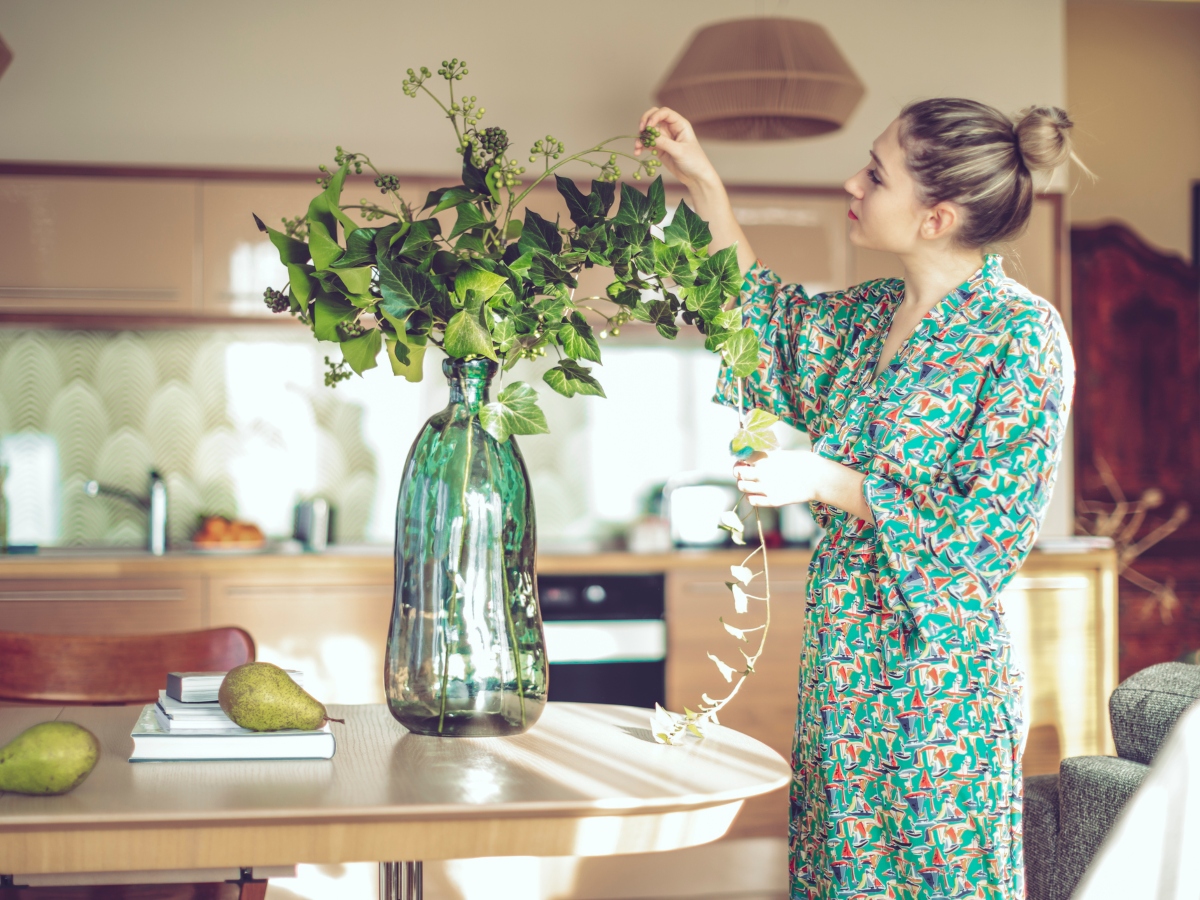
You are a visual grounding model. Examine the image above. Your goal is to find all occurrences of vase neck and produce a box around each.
[444,358,496,412]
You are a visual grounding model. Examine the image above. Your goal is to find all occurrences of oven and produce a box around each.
[537,573,666,710]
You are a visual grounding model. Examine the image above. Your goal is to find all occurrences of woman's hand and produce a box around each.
[634,107,758,274]
[634,107,719,192]
[734,450,875,524]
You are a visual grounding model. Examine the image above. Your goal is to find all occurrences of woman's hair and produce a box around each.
[898,98,1075,247]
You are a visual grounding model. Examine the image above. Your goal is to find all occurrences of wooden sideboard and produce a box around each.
[0,545,1116,840]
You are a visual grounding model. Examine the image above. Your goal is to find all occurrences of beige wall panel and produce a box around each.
[0,577,203,634]
[667,564,809,839]
[206,574,393,705]
[0,176,197,313]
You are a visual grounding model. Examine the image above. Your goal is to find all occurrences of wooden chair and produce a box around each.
[0,628,267,900]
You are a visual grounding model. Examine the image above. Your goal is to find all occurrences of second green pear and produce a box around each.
[218,662,343,732]
[0,721,100,795]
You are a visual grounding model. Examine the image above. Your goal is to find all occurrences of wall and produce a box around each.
[1067,0,1200,259]
[0,0,1065,187]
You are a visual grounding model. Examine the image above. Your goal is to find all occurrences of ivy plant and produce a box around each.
[256,57,762,442]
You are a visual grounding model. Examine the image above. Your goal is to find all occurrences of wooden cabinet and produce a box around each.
[200,180,323,318]
[206,572,392,705]
[0,575,203,634]
[0,176,198,315]
[667,562,810,840]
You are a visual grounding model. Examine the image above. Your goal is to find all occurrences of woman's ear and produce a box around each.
[921,202,960,241]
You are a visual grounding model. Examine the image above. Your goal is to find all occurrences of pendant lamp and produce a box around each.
[655,18,865,141]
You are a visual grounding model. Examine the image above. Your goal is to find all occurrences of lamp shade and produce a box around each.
[655,18,865,141]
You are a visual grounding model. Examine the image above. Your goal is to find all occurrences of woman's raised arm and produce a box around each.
[634,107,758,275]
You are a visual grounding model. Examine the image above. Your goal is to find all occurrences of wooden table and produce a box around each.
[0,703,790,899]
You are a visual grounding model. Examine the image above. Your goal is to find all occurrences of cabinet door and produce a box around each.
[0,576,203,634]
[207,575,392,704]
[667,563,809,839]
[0,176,198,314]
[200,180,322,317]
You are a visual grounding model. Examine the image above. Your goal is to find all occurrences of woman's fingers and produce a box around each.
[737,479,765,495]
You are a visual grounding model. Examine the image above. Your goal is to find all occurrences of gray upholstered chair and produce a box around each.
[1024,661,1200,900]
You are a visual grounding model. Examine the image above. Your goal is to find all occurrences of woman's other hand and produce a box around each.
[734,450,824,507]
[635,107,718,192]
[734,450,875,524]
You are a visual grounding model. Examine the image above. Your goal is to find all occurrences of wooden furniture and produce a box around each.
[0,545,1118,845]
[0,702,791,900]
[0,163,1065,330]
[1071,224,1200,677]
[0,627,254,705]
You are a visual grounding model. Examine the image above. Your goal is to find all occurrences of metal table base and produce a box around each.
[379,861,422,900]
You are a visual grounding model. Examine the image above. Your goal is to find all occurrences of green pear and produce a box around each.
[218,662,344,732]
[0,721,100,795]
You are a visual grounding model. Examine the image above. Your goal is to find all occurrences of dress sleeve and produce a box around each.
[862,311,1075,649]
[714,262,859,439]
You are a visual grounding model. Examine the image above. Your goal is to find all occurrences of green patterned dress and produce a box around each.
[716,254,1073,899]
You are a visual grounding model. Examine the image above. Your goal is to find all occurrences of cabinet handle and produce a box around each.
[0,589,185,602]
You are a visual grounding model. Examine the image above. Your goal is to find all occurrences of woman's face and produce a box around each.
[843,117,936,256]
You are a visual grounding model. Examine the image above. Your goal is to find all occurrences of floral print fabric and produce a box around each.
[715,254,1074,899]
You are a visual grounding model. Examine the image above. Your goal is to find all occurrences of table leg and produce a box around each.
[378,861,422,900]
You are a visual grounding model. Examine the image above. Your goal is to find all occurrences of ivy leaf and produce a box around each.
[424,185,477,214]
[631,299,678,339]
[330,228,377,269]
[529,253,577,289]
[253,213,310,264]
[697,244,743,299]
[730,565,754,585]
[653,240,694,286]
[454,265,507,302]
[556,175,603,228]
[333,266,373,299]
[662,199,712,249]
[718,510,746,545]
[340,329,382,376]
[478,381,550,443]
[543,359,605,398]
[461,145,490,195]
[455,233,488,255]
[444,308,498,361]
[591,180,617,216]
[307,220,343,271]
[683,278,723,321]
[707,652,737,683]
[319,161,359,237]
[721,326,760,378]
[731,408,781,455]
[313,294,356,342]
[450,201,491,239]
[614,182,651,226]
[646,175,667,225]
[517,208,563,256]
[378,259,440,315]
[398,219,442,257]
[386,335,425,383]
[731,583,749,614]
[559,311,601,363]
[721,618,748,642]
[606,281,641,308]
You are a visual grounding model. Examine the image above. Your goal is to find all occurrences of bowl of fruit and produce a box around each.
[189,515,266,553]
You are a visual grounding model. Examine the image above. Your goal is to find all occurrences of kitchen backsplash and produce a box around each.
[0,328,752,549]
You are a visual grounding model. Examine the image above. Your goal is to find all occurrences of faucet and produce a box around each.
[84,470,168,556]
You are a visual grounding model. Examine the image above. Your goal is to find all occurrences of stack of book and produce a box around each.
[129,669,337,761]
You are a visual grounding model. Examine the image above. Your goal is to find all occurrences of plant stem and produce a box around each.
[437,396,475,734]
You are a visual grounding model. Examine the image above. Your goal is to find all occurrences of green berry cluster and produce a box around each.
[281,215,308,240]
[439,58,468,81]
[492,156,526,188]
[354,200,390,222]
[374,174,400,194]
[450,94,484,128]
[529,134,565,163]
[402,66,431,98]
[333,146,366,174]
[639,126,661,148]
[262,287,289,314]
[597,153,622,183]
[477,126,509,157]
[323,356,352,388]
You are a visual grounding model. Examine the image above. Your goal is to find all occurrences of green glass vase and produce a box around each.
[384,357,548,736]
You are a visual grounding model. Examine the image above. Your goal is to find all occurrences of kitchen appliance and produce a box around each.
[537,573,665,709]
[293,498,334,552]
[663,474,741,547]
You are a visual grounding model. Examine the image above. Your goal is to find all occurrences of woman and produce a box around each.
[635,99,1076,898]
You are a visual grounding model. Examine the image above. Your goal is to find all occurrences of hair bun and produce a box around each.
[1014,106,1073,172]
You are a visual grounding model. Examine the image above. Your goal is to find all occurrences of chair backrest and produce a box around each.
[0,628,256,705]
